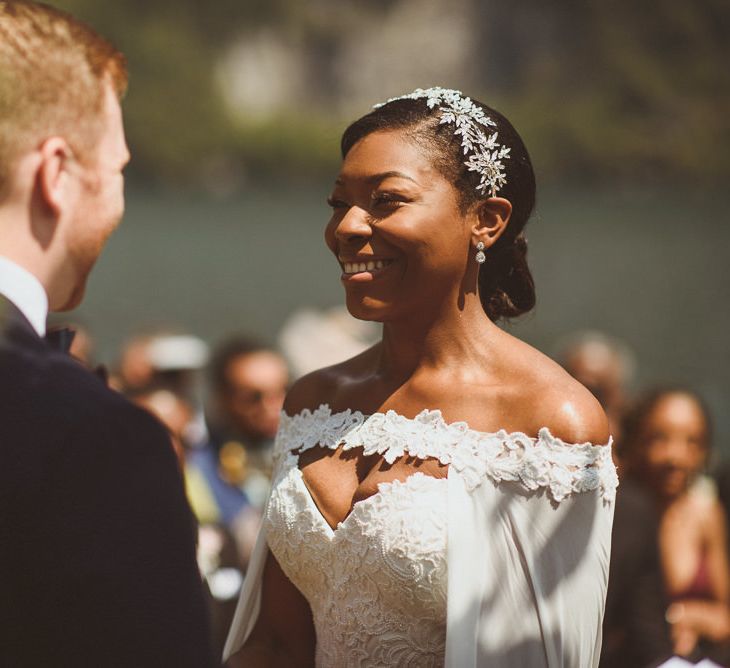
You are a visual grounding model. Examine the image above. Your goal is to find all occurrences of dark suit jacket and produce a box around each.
[0,296,215,667]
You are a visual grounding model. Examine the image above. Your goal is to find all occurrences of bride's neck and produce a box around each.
[377,291,500,380]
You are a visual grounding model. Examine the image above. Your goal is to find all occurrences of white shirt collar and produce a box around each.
[0,256,49,337]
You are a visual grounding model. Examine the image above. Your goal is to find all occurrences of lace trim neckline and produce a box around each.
[275,404,618,503]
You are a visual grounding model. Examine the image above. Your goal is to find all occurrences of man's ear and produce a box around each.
[37,137,74,218]
[471,197,512,249]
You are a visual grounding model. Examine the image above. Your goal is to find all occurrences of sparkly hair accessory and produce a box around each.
[374,87,510,197]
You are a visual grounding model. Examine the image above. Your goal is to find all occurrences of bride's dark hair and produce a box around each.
[341,96,537,322]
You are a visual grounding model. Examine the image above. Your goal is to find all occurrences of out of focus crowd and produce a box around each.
[558,333,730,667]
[62,317,730,666]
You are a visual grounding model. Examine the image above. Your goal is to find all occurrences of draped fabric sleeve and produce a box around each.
[222,519,269,661]
[220,405,363,661]
[446,447,616,667]
[221,444,295,660]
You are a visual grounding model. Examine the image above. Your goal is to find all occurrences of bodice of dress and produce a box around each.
[260,405,618,668]
[267,468,448,667]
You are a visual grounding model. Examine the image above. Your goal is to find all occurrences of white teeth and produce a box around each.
[342,259,393,274]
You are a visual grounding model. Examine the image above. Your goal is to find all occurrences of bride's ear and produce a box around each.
[471,197,512,249]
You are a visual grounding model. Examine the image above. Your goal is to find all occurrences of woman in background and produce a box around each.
[619,387,730,662]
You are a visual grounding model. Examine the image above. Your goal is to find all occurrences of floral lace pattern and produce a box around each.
[265,405,617,667]
[266,470,448,668]
[274,404,618,503]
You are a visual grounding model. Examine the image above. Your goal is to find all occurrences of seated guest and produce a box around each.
[560,335,672,665]
[600,476,673,667]
[715,461,730,555]
[189,337,289,563]
[132,383,243,659]
[619,388,730,663]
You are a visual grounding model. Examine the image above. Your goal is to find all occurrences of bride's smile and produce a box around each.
[339,257,396,280]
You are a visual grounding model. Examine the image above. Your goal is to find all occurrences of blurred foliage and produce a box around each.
[478,0,730,186]
[50,0,237,185]
[49,0,729,190]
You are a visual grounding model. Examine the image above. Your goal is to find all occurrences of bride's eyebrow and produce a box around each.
[366,171,419,186]
[335,171,420,187]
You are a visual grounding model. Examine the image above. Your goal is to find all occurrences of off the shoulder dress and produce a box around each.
[224,405,618,667]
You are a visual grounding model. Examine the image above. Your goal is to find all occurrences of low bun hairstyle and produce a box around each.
[341,95,536,321]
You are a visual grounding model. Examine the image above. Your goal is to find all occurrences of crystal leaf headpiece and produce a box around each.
[373,87,510,197]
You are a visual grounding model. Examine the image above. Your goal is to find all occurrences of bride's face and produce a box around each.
[325,129,475,322]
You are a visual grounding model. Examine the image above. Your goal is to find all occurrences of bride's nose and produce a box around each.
[333,205,373,245]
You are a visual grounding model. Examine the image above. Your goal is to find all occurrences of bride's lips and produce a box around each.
[339,257,396,283]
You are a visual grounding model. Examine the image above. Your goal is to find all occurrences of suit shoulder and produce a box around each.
[0,350,179,511]
[15,350,169,447]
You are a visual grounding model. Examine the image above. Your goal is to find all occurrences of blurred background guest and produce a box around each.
[112,333,156,392]
[114,331,208,391]
[188,336,289,564]
[560,333,673,667]
[131,381,243,660]
[114,331,210,438]
[131,383,198,472]
[618,388,730,663]
[599,474,673,667]
[715,462,730,557]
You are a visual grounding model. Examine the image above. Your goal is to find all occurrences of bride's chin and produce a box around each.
[344,297,392,323]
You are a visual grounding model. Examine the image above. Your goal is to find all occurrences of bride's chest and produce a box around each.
[297,445,448,531]
[265,465,449,616]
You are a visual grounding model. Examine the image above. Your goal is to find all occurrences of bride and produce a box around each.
[224,88,617,667]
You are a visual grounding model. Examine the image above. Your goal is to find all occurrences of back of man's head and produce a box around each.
[0,1,128,199]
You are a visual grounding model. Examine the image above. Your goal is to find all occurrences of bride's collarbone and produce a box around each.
[327,374,534,435]
[297,445,448,528]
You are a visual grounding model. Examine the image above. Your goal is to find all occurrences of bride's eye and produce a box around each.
[371,192,406,209]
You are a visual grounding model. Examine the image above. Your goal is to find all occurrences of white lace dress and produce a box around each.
[224,405,618,667]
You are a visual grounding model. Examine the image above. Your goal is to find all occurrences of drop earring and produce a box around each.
[475,241,486,264]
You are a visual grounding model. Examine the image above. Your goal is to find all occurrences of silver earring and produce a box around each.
[475,242,486,264]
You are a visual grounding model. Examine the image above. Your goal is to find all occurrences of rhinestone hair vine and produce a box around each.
[373,87,511,197]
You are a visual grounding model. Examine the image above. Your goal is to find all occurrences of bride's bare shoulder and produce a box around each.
[282,344,380,417]
[502,335,611,446]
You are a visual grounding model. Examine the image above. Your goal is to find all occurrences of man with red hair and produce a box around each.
[0,2,214,665]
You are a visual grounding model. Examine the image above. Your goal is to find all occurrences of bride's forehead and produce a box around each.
[338,130,439,184]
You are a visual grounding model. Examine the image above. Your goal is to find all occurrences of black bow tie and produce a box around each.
[45,327,76,353]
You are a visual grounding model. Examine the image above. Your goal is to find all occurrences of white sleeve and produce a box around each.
[222,520,270,661]
[224,433,291,661]
[446,468,614,668]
